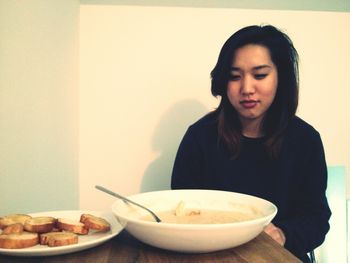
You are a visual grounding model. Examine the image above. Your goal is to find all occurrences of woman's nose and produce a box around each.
[241,76,255,95]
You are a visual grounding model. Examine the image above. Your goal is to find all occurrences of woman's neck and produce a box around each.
[241,118,263,138]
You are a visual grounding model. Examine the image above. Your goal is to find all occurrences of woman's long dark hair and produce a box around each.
[211,25,299,159]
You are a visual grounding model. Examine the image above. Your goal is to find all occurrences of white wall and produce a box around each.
[0,0,79,214]
[79,5,350,211]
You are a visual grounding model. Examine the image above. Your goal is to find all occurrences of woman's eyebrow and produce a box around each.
[230,65,272,71]
[253,65,271,70]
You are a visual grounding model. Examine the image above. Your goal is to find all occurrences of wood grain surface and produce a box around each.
[0,230,301,263]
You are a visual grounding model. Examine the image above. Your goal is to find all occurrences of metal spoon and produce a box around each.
[95,185,162,223]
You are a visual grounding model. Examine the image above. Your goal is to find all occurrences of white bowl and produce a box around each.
[111,189,277,253]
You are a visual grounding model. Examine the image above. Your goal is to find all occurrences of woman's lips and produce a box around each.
[240,100,258,109]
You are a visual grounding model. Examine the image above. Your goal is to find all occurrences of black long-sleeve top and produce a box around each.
[171,112,331,262]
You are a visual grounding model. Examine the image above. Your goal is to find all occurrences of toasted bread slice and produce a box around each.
[0,214,32,229]
[80,214,111,232]
[24,216,57,233]
[0,232,39,249]
[2,223,24,235]
[40,232,78,247]
[56,218,88,235]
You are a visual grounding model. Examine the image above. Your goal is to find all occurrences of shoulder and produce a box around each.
[183,111,218,143]
[280,117,326,165]
[187,111,218,134]
[286,116,322,143]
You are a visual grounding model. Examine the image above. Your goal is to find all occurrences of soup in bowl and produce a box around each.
[111,189,277,253]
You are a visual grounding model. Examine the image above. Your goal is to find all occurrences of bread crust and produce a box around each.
[56,218,89,235]
[2,223,24,235]
[0,214,32,229]
[24,216,57,233]
[80,214,111,232]
[0,232,39,249]
[40,232,78,247]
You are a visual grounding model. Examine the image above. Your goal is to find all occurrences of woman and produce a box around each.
[171,25,331,262]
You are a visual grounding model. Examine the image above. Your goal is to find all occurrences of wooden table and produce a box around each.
[0,230,301,263]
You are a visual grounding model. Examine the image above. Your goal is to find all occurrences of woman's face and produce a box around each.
[227,44,278,131]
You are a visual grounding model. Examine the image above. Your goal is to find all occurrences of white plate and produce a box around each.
[0,210,123,257]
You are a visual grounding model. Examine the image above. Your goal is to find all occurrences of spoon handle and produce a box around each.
[95,185,162,223]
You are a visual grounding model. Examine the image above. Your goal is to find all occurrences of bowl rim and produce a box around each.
[111,189,278,228]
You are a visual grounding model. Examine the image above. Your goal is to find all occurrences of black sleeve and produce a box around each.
[171,127,204,189]
[275,132,331,260]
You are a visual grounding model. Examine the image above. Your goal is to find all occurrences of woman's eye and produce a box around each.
[229,75,241,81]
[255,74,267,80]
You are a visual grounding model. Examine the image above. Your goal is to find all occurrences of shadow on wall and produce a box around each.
[140,99,209,192]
